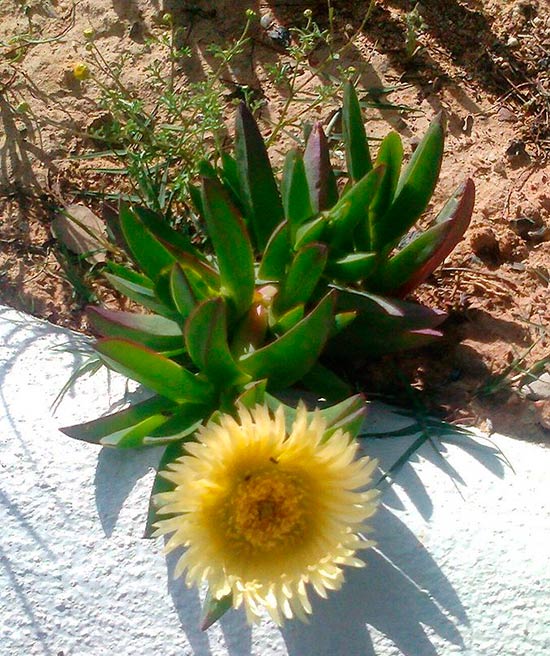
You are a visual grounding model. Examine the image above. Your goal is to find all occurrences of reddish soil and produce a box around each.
[1,0,550,441]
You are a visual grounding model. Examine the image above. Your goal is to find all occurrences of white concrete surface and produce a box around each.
[1,305,549,656]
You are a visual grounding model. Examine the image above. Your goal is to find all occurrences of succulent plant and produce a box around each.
[62,81,474,533]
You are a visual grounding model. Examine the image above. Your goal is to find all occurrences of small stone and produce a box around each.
[260,13,274,29]
[51,204,107,264]
[534,400,550,429]
[520,372,550,400]
[497,107,518,122]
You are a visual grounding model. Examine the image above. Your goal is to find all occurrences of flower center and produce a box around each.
[228,469,306,551]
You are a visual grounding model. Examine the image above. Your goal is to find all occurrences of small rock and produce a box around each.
[534,400,550,429]
[520,372,550,400]
[51,204,108,264]
[497,107,518,122]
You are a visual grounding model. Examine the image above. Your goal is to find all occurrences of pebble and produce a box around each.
[520,372,550,400]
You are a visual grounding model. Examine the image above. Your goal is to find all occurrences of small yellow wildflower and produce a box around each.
[73,62,90,81]
[153,403,379,625]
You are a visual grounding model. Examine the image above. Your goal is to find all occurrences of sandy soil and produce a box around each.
[1,0,550,441]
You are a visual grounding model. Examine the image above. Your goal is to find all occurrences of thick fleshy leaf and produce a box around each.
[325,252,378,282]
[319,393,366,440]
[132,205,197,257]
[239,291,337,389]
[372,114,445,249]
[87,307,184,353]
[104,269,172,318]
[342,82,372,182]
[144,440,186,538]
[95,338,215,403]
[369,132,403,218]
[175,252,220,292]
[294,215,328,250]
[303,122,338,212]
[169,263,197,318]
[326,165,385,252]
[382,178,475,296]
[300,363,353,402]
[184,298,250,387]
[357,131,403,250]
[334,287,447,330]
[272,304,304,333]
[220,151,246,214]
[201,591,233,631]
[144,402,211,444]
[276,243,328,313]
[235,379,268,409]
[119,204,179,281]
[327,288,446,357]
[281,149,314,240]
[60,395,177,447]
[258,221,291,281]
[201,176,255,318]
[234,103,284,250]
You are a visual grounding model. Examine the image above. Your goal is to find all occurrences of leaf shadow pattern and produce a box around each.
[93,445,160,537]
[92,385,159,536]
[165,546,254,656]
[282,506,467,656]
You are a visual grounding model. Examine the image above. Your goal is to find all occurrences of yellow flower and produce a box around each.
[153,404,379,625]
[72,62,90,81]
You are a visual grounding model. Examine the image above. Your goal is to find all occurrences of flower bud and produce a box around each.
[73,62,90,80]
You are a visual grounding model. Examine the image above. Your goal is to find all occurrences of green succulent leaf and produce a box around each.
[132,205,197,256]
[258,221,291,281]
[87,307,185,354]
[334,311,358,334]
[144,401,212,444]
[118,204,183,281]
[104,267,172,318]
[371,113,445,250]
[272,304,305,333]
[169,263,197,318]
[325,252,378,282]
[238,291,337,389]
[326,165,385,252]
[105,262,154,289]
[319,393,367,441]
[343,82,372,182]
[235,103,284,250]
[303,122,338,213]
[235,379,268,409]
[184,298,251,387]
[201,175,255,318]
[276,242,328,313]
[220,151,246,214]
[300,362,353,402]
[327,287,446,357]
[378,178,475,296]
[59,395,178,447]
[201,591,233,631]
[359,131,404,251]
[188,183,204,218]
[281,149,314,240]
[294,215,328,250]
[95,338,215,404]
